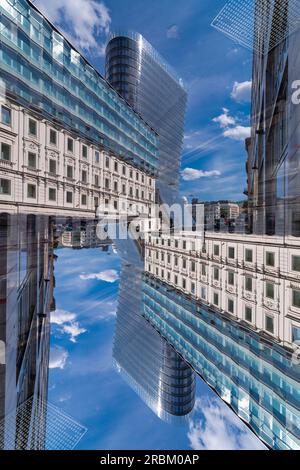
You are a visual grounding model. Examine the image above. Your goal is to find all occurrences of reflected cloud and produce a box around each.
[49,346,69,370]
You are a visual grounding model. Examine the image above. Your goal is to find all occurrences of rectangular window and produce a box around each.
[245,249,253,263]
[183,241,187,250]
[266,252,275,267]
[1,106,11,125]
[29,118,37,136]
[50,129,57,145]
[228,298,234,313]
[28,152,36,169]
[266,282,275,299]
[183,258,187,269]
[82,170,87,183]
[182,278,186,289]
[201,287,206,300]
[214,245,220,256]
[292,255,300,272]
[122,184,126,195]
[245,306,252,323]
[0,178,11,195]
[81,194,87,205]
[123,165,126,176]
[265,315,274,334]
[114,161,118,172]
[191,282,195,294]
[228,271,234,285]
[95,151,100,163]
[213,292,219,306]
[27,184,36,199]
[292,289,300,308]
[49,187,56,201]
[95,175,99,186]
[245,276,253,292]
[214,267,219,281]
[105,156,110,168]
[67,138,74,153]
[49,159,56,174]
[136,189,139,199]
[105,178,110,190]
[114,182,119,193]
[175,256,178,266]
[191,261,196,272]
[67,165,73,179]
[82,145,88,158]
[202,264,206,276]
[1,143,10,161]
[292,326,300,343]
[228,247,235,259]
[94,197,99,207]
[66,191,73,203]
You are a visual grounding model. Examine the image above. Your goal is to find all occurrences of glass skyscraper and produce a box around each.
[142,274,300,450]
[106,32,187,205]
[113,237,196,422]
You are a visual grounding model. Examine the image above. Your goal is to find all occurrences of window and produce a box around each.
[202,264,206,276]
[266,252,275,267]
[214,245,220,256]
[201,287,206,300]
[105,179,110,190]
[1,143,10,161]
[191,261,196,272]
[245,276,253,292]
[28,152,36,169]
[94,197,99,207]
[82,170,87,183]
[292,326,300,343]
[245,306,252,323]
[66,191,73,203]
[183,258,187,269]
[67,138,73,153]
[265,315,274,334]
[122,165,126,176]
[292,289,300,308]
[191,282,195,295]
[114,181,118,192]
[167,254,171,264]
[50,129,57,145]
[174,275,178,285]
[105,156,110,168]
[182,278,186,289]
[228,271,234,285]
[49,188,56,201]
[95,151,100,163]
[136,189,139,199]
[228,298,234,314]
[183,241,187,250]
[95,175,99,186]
[213,292,219,306]
[174,256,178,266]
[1,106,11,125]
[67,165,73,179]
[245,249,253,263]
[130,170,133,178]
[28,118,37,136]
[266,282,275,299]
[81,194,87,205]
[82,145,87,159]
[161,252,164,262]
[292,255,300,272]
[228,247,235,259]
[122,184,126,195]
[49,159,56,174]
[27,184,36,199]
[136,172,139,181]
[214,267,219,281]
[0,178,11,195]
[114,161,118,172]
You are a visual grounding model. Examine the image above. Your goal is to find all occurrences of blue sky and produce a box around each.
[36,0,252,202]
[48,246,265,450]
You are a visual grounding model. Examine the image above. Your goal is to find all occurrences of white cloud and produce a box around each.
[51,309,76,325]
[80,269,119,283]
[61,322,87,343]
[167,24,179,39]
[51,309,86,343]
[188,397,266,450]
[36,0,111,56]
[182,168,221,181]
[231,80,252,102]
[49,346,69,369]
[213,108,251,142]
[223,125,251,141]
[212,108,236,128]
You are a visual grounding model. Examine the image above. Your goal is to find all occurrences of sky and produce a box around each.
[48,246,265,450]
[32,0,266,450]
[35,0,252,202]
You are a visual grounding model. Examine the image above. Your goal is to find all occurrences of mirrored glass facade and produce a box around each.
[106,32,187,205]
[142,273,300,450]
[0,0,159,173]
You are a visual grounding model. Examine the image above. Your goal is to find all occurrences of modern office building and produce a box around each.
[106,32,187,206]
[0,212,54,449]
[113,236,196,422]
[142,272,300,450]
[245,0,300,237]
[0,0,157,216]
